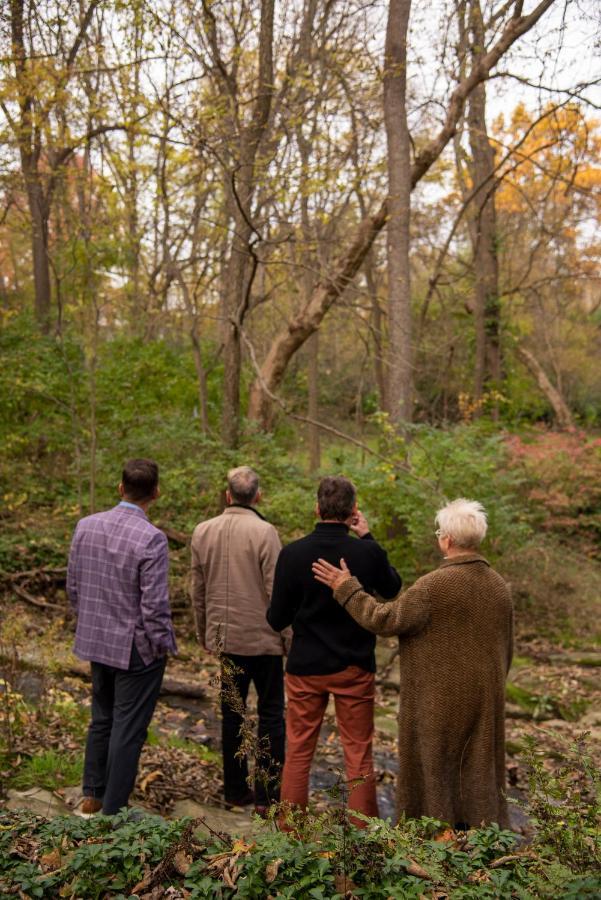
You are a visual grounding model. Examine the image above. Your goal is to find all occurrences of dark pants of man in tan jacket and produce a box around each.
[221,653,285,806]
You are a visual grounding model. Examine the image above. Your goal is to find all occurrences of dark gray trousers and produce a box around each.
[83,644,165,815]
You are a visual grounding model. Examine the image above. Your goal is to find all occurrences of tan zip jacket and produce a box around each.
[190,505,290,655]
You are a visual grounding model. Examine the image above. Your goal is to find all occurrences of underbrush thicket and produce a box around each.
[0,320,598,527]
[2,316,600,645]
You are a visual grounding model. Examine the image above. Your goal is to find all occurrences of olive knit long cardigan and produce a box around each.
[334,553,513,828]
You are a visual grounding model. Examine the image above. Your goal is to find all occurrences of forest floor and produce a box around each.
[1,600,599,836]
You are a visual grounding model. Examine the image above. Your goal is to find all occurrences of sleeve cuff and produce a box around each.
[360,532,373,540]
[152,636,178,656]
[334,576,364,608]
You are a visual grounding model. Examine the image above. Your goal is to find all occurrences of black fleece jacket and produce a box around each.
[266,522,402,675]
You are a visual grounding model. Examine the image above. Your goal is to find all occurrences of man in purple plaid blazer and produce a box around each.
[67,458,177,815]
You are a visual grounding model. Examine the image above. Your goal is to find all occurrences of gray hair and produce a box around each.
[227,466,260,505]
[435,498,487,549]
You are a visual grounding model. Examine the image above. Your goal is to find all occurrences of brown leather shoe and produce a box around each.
[80,797,103,815]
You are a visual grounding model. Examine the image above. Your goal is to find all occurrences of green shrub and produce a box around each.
[341,419,532,577]
[519,732,601,873]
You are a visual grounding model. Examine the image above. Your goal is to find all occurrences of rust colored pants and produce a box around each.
[280,666,378,818]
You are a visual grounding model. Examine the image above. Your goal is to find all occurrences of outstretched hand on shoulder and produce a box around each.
[312,558,352,592]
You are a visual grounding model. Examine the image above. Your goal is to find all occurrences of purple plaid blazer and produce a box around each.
[67,503,177,669]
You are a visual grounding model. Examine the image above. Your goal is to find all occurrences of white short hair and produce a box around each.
[435,498,487,549]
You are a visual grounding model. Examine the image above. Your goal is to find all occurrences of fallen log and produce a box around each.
[489,853,536,869]
[159,526,190,546]
[0,566,67,582]
[1,566,68,610]
[11,583,66,612]
[160,677,207,700]
[65,661,207,700]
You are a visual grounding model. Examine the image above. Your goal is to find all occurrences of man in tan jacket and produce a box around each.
[190,466,289,813]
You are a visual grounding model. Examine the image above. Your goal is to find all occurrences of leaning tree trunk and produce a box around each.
[515,346,574,430]
[245,0,556,428]
[384,0,413,425]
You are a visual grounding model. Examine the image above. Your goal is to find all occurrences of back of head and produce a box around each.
[317,476,356,521]
[227,466,260,505]
[122,458,159,502]
[435,498,487,549]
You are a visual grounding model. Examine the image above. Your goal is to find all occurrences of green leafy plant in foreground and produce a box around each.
[1,805,600,899]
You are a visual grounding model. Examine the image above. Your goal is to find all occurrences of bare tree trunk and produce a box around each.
[246,0,556,428]
[126,14,142,322]
[384,0,412,425]
[190,330,210,433]
[219,0,275,448]
[516,346,574,430]
[297,103,321,470]
[467,0,501,406]
[221,247,247,447]
[28,184,52,333]
[10,0,52,332]
[364,253,387,411]
[307,332,320,470]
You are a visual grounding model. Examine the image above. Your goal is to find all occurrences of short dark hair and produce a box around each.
[122,459,159,502]
[227,466,260,504]
[317,476,356,521]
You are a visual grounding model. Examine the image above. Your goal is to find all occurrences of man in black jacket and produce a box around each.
[266,476,401,820]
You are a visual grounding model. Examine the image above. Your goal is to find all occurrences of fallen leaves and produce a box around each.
[205,851,241,888]
[39,847,62,872]
[134,745,221,812]
[172,850,192,876]
[264,856,283,883]
[204,838,255,889]
[334,872,359,895]
[405,859,433,880]
[140,769,164,793]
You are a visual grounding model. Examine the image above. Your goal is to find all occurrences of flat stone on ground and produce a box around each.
[6,787,71,818]
[170,799,262,837]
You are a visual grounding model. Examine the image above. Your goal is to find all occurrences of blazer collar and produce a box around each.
[438,552,490,570]
[223,504,266,521]
[115,502,147,519]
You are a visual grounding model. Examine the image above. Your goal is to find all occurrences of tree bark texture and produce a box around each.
[384,0,412,425]
[307,332,321,470]
[364,253,388,413]
[246,0,557,427]
[467,0,502,401]
[220,0,275,448]
[10,0,51,331]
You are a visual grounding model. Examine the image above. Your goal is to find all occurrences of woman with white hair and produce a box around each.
[312,498,513,829]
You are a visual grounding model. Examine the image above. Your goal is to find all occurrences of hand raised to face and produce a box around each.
[312,557,352,592]
[350,510,369,537]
